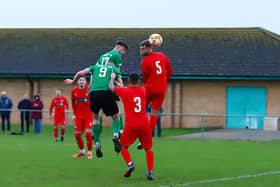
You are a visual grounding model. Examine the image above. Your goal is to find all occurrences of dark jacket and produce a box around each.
[0,96,13,116]
[18,99,32,113]
[31,100,44,119]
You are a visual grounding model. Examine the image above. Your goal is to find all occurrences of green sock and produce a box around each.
[99,115,103,134]
[112,118,121,134]
[93,124,100,143]
[119,114,124,130]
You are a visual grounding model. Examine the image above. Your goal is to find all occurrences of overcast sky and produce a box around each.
[1,0,280,34]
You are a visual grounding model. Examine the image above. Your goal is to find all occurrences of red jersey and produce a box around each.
[49,96,69,119]
[114,86,148,126]
[141,52,173,91]
[71,86,92,119]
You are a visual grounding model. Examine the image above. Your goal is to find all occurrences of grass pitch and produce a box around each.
[1,125,280,187]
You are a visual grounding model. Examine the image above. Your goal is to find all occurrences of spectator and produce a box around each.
[0,91,13,133]
[147,105,163,137]
[17,94,32,133]
[31,95,44,134]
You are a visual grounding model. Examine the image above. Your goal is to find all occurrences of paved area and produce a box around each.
[172,129,280,141]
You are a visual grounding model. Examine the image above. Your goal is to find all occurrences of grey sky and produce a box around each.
[1,0,279,34]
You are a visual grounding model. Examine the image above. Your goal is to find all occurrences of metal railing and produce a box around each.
[1,109,279,139]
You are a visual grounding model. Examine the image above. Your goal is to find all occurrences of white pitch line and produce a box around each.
[160,170,280,187]
[16,143,75,146]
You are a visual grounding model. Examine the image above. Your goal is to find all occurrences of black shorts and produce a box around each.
[90,91,119,116]
[114,93,120,101]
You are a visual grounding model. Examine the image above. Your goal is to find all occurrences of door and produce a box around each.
[226,86,266,129]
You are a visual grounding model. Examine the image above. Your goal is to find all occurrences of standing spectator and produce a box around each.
[0,91,13,133]
[147,105,163,137]
[31,95,44,134]
[49,89,69,142]
[17,94,32,133]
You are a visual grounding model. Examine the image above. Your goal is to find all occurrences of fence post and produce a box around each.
[23,110,26,132]
[201,115,204,139]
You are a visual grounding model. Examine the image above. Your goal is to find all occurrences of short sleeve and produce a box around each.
[115,53,122,67]
[88,65,94,73]
[112,66,121,78]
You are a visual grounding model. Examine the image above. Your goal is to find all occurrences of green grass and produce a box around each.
[1,125,280,187]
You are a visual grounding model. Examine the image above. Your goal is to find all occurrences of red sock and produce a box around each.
[150,115,158,133]
[75,133,84,150]
[61,128,65,136]
[121,148,132,165]
[54,128,58,139]
[146,150,154,171]
[85,132,93,152]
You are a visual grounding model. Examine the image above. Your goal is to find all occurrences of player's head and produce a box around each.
[78,76,87,88]
[140,40,152,56]
[128,73,140,85]
[114,40,128,55]
[23,94,28,99]
[55,89,62,97]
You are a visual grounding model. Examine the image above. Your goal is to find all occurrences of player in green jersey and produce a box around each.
[95,40,128,136]
[65,63,123,158]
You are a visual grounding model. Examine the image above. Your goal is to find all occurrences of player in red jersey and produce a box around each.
[49,89,69,142]
[72,76,93,159]
[140,39,173,137]
[109,72,155,180]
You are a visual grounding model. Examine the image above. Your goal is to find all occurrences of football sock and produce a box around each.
[146,150,154,172]
[85,132,93,152]
[121,148,132,165]
[75,133,84,150]
[54,128,58,139]
[119,114,124,130]
[150,115,158,133]
[112,118,121,134]
[99,115,103,134]
[61,127,65,136]
[92,124,100,143]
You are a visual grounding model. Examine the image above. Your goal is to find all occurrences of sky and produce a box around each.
[0,0,280,34]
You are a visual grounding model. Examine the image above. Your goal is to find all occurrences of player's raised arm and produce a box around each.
[64,68,90,85]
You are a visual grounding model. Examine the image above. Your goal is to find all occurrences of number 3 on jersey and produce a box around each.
[155,61,162,74]
[99,67,107,77]
[134,97,141,112]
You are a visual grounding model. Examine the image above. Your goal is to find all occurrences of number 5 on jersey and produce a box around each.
[155,61,162,74]
[134,97,141,112]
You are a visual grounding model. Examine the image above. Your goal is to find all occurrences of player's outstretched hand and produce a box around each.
[64,79,74,85]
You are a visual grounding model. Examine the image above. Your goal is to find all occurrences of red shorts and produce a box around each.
[120,124,153,149]
[74,117,93,131]
[145,88,166,111]
[54,117,65,126]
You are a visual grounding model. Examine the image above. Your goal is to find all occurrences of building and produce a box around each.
[1,28,280,128]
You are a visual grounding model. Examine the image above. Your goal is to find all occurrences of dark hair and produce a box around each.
[140,39,151,48]
[116,40,128,50]
[34,94,40,100]
[129,73,139,85]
